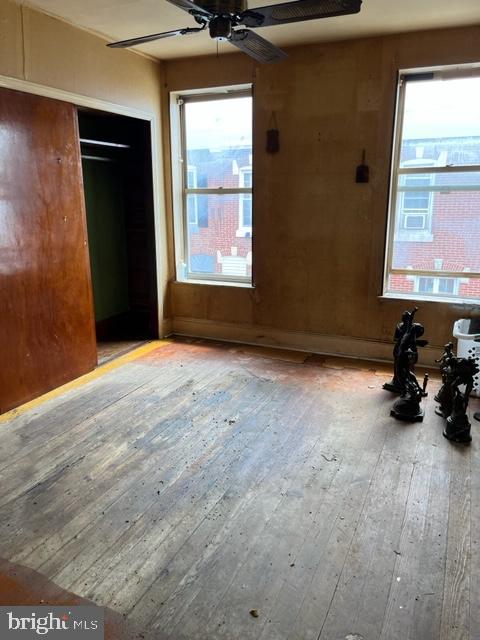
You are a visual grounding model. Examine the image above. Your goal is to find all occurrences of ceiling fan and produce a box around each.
[107,0,362,63]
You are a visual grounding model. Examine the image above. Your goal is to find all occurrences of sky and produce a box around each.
[185,97,252,151]
[403,76,480,139]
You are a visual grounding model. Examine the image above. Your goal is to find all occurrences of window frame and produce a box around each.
[170,84,253,286]
[383,65,480,304]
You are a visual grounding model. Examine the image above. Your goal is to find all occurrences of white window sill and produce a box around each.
[394,231,433,243]
[236,228,252,238]
[175,278,254,289]
[379,292,480,307]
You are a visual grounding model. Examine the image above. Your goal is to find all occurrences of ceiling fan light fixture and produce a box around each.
[209,15,233,39]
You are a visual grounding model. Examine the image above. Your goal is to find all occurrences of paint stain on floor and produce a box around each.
[0,557,142,640]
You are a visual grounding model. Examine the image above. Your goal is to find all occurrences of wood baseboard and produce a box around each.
[171,317,444,366]
[161,318,173,338]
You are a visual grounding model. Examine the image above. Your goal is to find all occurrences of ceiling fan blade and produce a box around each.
[166,0,213,19]
[107,26,203,48]
[239,0,361,28]
[229,29,287,63]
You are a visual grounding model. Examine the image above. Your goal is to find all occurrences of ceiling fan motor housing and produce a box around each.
[209,15,233,39]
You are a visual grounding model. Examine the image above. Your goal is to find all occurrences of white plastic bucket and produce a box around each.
[453,319,480,397]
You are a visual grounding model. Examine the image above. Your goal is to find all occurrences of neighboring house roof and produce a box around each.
[188,147,252,187]
[401,136,480,165]
[406,259,468,272]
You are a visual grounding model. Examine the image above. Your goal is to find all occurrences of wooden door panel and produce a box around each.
[0,88,97,413]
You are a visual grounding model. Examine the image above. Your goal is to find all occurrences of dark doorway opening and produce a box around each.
[78,109,158,360]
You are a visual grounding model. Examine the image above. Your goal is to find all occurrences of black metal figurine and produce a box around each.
[475,336,480,423]
[383,307,428,396]
[434,342,455,417]
[442,356,479,444]
[387,309,429,422]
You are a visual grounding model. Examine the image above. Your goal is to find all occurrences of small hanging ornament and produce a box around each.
[266,111,280,154]
[355,149,370,183]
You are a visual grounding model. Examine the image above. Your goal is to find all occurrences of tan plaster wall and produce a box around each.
[0,0,163,113]
[165,25,480,358]
[0,0,170,333]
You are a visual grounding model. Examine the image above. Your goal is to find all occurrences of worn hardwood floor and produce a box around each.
[97,340,147,366]
[0,339,479,640]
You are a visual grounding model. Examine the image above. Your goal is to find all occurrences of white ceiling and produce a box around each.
[24,0,480,60]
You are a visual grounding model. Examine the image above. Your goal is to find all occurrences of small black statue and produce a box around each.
[474,335,480,423]
[442,357,479,444]
[435,341,455,371]
[387,308,429,422]
[383,307,428,396]
[434,342,455,417]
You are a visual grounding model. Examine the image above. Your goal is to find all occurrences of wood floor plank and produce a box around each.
[386,394,450,640]
[9,364,245,567]
[0,360,233,553]
[470,406,480,640]
[439,445,471,640]
[203,385,392,640]
[111,383,315,620]
[62,373,283,597]
[0,359,189,488]
[377,461,435,640]
[318,454,417,640]
[166,381,390,639]
[146,387,323,636]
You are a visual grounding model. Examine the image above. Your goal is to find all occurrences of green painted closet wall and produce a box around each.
[82,158,130,322]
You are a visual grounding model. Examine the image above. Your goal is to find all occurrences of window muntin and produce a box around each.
[175,89,253,284]
[187,166,198,225]
[384,69,480,302]
[238,166,252,236]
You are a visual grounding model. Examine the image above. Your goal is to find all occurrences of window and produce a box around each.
[416,276,459,296]
[384,67,480,302]
[171,85,253,284]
